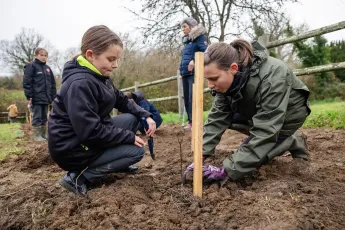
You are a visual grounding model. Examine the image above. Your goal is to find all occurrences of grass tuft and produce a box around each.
[0,123,24,160]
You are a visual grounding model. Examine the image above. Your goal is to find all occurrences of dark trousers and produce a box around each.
[182,75,194,124]
[230,113,307,165]
[82,114,145,182]
[8,117,17,123]
[32,104,48,127]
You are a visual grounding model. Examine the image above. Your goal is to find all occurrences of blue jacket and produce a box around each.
[132,92,163,128]
[179,25,208,77]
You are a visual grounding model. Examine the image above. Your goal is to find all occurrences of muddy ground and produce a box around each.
[0,124,345,230]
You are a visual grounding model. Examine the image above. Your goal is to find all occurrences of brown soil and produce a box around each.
[1,124,345,230]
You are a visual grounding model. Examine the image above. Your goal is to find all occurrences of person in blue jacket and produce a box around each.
[179,17,208,130]
[125,91,163,134]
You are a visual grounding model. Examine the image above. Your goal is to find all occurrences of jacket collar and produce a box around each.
[34,58,46,65]
[77,55,103,76]
[189,24,206,41]
[249,41,268,77]
[183,24,206,43]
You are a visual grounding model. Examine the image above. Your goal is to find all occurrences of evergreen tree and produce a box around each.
[329,40,345,82]
[294,36,330,86]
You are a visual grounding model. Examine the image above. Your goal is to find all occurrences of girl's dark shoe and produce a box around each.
[59,172,88,196]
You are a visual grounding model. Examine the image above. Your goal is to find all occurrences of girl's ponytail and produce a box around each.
[230,39,253,67]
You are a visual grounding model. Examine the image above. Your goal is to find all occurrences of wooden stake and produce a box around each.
[193,52,204,198]
[134,81,139,92]
[191,83,196,152]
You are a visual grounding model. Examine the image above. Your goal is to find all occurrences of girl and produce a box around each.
[23,48,56,141]
[179,17,208,130]
[184,39,311,183]
[48,25,156,196]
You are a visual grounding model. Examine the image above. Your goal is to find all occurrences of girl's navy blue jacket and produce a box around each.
[132,92,163,128]
[23,59,56,104]
[48,58,151,171]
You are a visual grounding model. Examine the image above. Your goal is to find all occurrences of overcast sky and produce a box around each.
[0,0,345,75]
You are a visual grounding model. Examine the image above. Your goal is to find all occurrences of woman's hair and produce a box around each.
[204,39,253,70]
[81,25,123,56]
[34,48,48,56]
[180,17,198,28]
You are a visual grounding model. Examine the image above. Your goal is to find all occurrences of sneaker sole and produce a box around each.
[59,179,82,196]
[119,168,140,174]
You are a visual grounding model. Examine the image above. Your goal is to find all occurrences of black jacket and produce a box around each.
[23,59,56,104]
[48,59,151,171]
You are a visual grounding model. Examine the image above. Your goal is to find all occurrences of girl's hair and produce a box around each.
[34,48,48,56]
[204,39,253,70]
[81,25,123,56]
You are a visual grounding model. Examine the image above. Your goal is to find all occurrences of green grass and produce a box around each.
[308,97,343,105]
[303,101,345,129]
[0,123,24,160]
[161,101,345,129]
[161,112,209,125]
[0,89,27,113]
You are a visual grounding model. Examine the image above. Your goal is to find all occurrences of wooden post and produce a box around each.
[134,81,139,92]
[258,34,270,55]
[258,34,270,48]
[192,52,204,198]
[191,84,196,152]
[177,69,184,116]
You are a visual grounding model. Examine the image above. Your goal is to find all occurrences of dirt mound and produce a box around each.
[1,125,345,229]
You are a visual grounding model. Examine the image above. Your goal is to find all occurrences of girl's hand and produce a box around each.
[134,135,145,147]
[145,117,156,136]
[188,60,195,71]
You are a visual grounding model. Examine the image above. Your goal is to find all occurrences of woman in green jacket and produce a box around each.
[184,39,311,182]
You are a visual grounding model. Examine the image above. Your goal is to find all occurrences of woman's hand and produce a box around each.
[145,117,156,136]
[188,60,195,71]
[134,135,145,147]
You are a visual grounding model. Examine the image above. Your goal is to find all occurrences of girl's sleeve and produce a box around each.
[63,79,136,148]
[23,64,34,100]
[114,87,151,119]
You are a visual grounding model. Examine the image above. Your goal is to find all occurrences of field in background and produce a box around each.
[161,100,345,129]
[0,123,24,159]
[0,89,27,113]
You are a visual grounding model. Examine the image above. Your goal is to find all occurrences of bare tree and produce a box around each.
[0,28,52,73]
[130,0,297,45]
[111,33,180,89]
[49,47,79,76]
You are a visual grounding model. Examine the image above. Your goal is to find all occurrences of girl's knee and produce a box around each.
[126,113,137,121]
[133,147,145,162]
[138,147,145,157]
[111,113,139,130]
